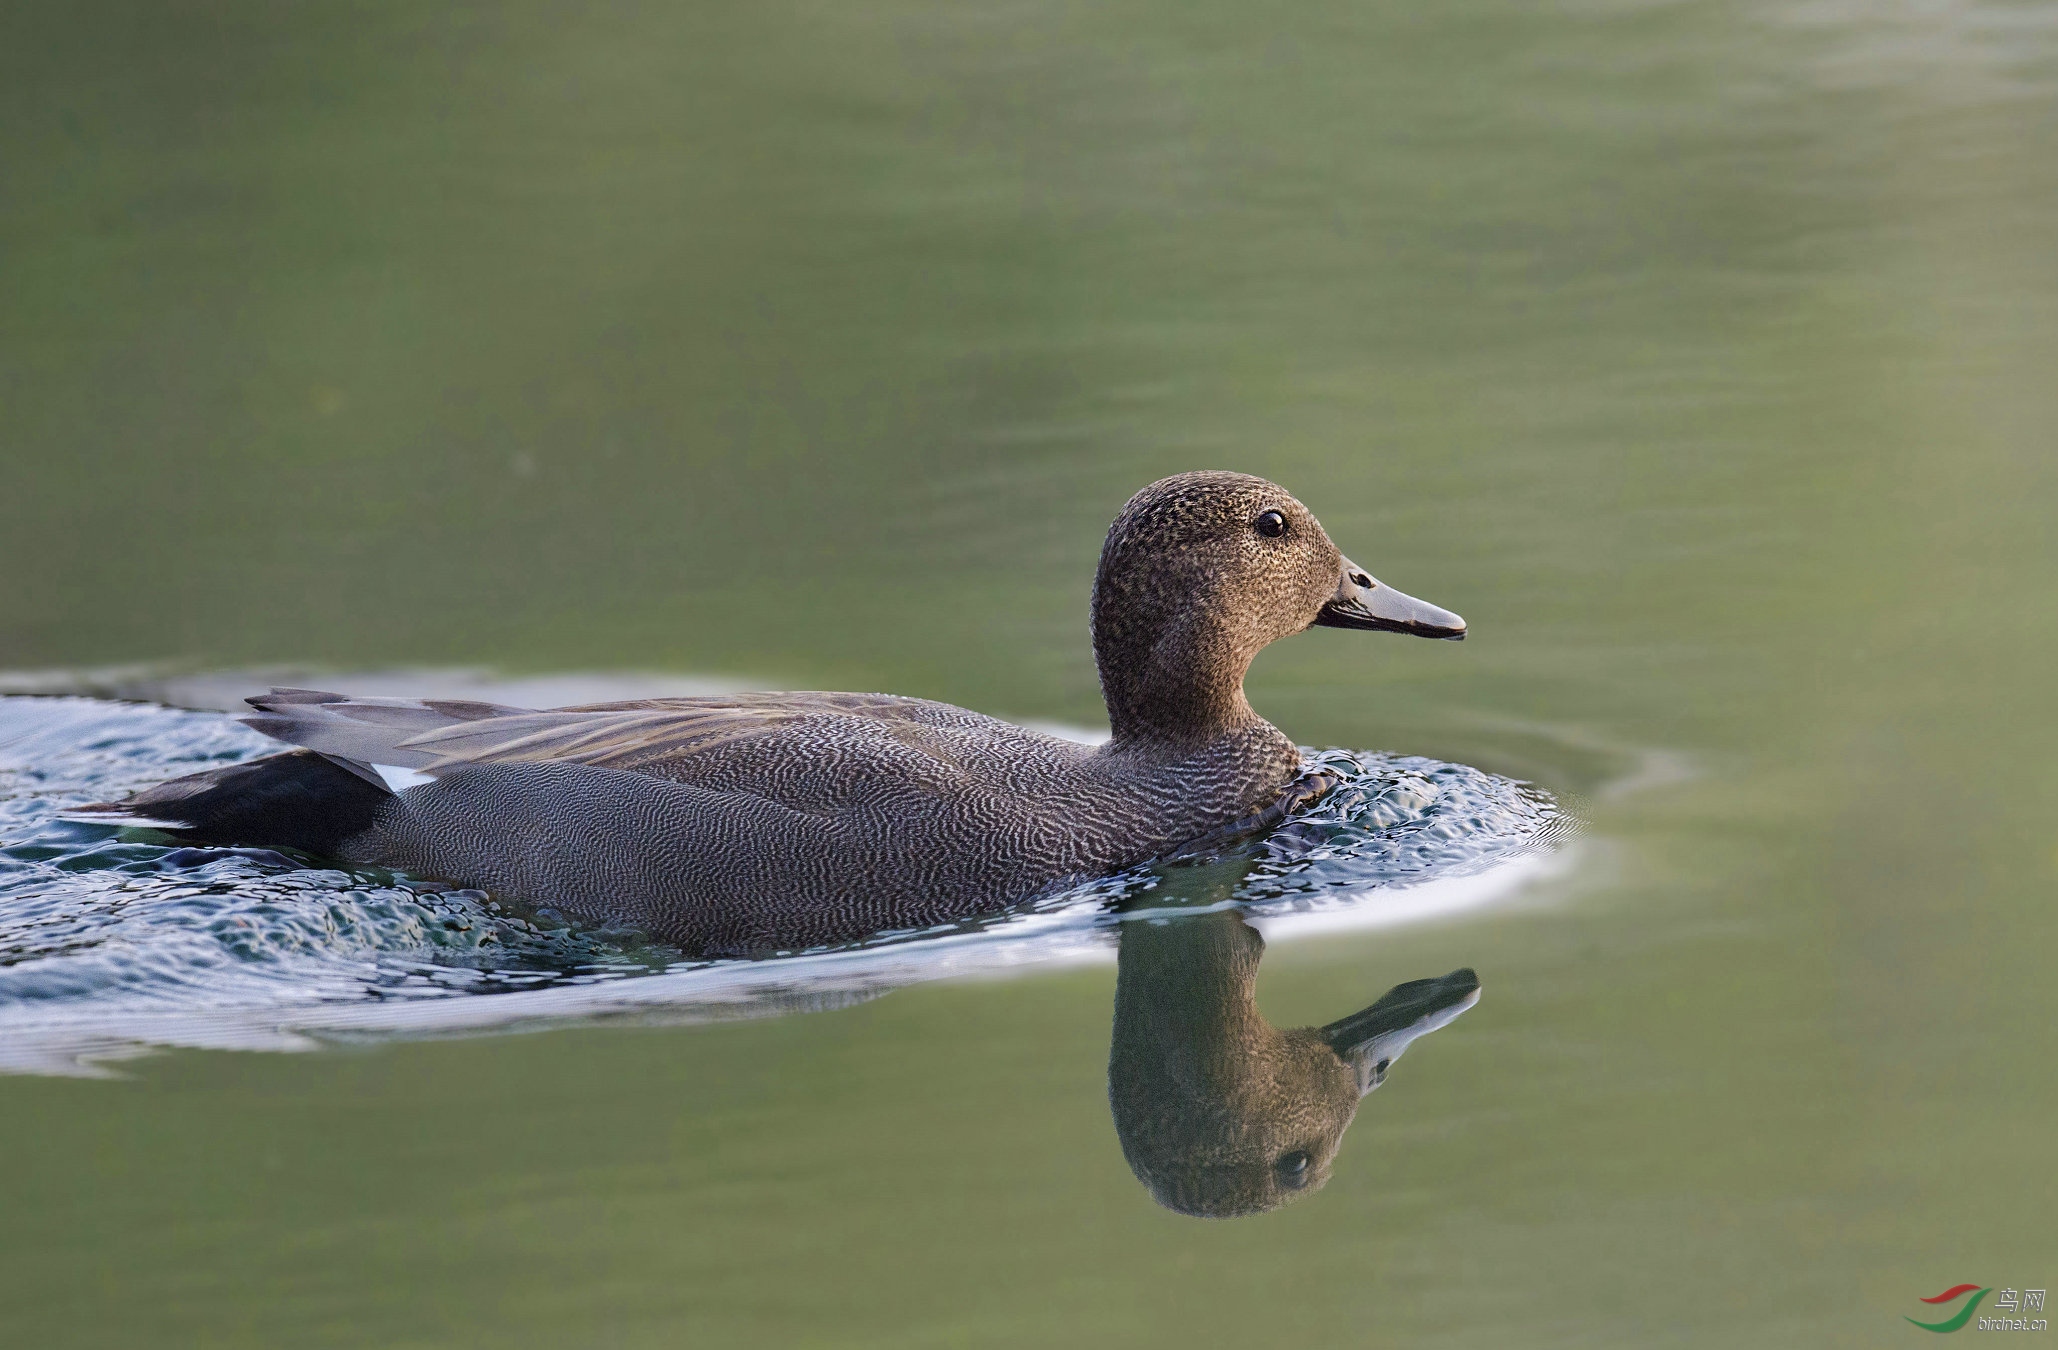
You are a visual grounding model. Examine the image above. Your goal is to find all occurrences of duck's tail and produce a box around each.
[66,749,393,857]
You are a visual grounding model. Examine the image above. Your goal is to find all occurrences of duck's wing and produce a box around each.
[242,688,985,781]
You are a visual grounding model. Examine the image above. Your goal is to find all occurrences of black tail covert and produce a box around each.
[76,750,390,857]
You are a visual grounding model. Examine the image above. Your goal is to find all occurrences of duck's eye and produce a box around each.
[1254,509,1288,538]
[1274,1150,1312,1187]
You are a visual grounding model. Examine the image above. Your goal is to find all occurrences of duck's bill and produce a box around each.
[1315,559,1466,640]
[1319,968,1481,1097]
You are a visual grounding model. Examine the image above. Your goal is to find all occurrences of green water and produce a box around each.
[3,0,2055,1343]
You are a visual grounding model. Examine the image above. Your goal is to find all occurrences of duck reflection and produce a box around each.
[1108,861,1480,1218]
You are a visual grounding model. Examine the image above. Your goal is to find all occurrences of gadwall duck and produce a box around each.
[79,471,1465,955]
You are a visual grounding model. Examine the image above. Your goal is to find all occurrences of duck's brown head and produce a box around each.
[1091,472,1465,744]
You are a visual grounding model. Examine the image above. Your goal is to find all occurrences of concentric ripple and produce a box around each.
[0,694,1567,1074]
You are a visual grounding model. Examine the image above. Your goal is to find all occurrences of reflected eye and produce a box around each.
[1274,1150,1312,1187]
[1254,509,1288,538]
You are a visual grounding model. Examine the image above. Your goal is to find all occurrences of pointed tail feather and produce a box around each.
[241,687,535,771]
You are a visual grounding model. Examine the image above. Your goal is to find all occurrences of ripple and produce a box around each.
[0,691,1569,1075]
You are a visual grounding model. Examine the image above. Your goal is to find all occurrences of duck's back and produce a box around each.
[240,689,1297,954]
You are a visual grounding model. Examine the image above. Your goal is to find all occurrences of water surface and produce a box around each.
[2,0,2055,1344]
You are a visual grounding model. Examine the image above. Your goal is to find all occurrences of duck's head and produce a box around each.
[1092,472,1465,742]
[1109,902,1481,1219]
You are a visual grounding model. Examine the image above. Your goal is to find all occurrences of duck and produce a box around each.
[78,471,1465,956]
[1109,861,1481,1217]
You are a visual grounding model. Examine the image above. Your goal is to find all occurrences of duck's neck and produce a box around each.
[1095,608,1265,749]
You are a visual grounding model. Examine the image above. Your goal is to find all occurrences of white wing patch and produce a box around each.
[372,764,436,791]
